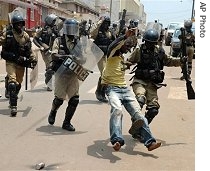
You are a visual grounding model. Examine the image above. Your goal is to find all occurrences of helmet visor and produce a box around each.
[63,23,79,36]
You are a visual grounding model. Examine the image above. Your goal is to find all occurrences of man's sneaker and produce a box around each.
[62,123,75,131]
[128,119,144,135]
[113,142,121,151]
[147,142,161,151]
[10,106,17,117]
[48,111,56,125]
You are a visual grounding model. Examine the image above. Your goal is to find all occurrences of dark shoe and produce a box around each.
[147,142,161,151]
[180,75,185,80]
[95,91,108,103]
[128,119,144,135]
[47,87,52,91]
[48,111,56,125]
[62,123,75,131]
[113,142,121,151]
[10,106,17,117]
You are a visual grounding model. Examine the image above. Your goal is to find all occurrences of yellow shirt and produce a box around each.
[101,55,126,86]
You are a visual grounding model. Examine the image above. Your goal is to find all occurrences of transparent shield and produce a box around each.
[146,22,162,36]
[48,39,103,100]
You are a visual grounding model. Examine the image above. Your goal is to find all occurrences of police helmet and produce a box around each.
[112,23,117,28]
[134,20,139,27]
[103,16,111,25]
[63,18,79,36]
[130,19,134,25]
[184,20,192,30]
[11,14,25,26]
[45,14,58,27]
[143,29,159,43]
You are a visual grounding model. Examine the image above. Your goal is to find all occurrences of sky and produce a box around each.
[140,0,194,28]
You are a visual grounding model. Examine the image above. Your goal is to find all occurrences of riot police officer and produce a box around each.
[33,14,63,91]
[179,20,195,80]
[127,29,183,124]
[0,13,37,116]
[48,18,83,131]
[90,16,115,102]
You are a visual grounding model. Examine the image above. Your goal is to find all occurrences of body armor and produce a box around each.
[1,30,32,67]
[51,36,78,72]
[40,26,57,48]
[94,31,113,54]
[134,45,165,84]
[185,30,194,46]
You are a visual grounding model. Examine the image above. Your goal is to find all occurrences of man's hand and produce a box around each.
[125,28,137,38]
[18,56,28,63]
[121,60,133,70]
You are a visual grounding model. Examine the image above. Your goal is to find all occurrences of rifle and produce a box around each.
[118,9,127,37]
[180,27,195,100]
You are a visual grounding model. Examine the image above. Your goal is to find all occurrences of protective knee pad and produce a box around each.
[53,97,64,106]
[68,95,79,107]
[64,96,79,122]
[8,82,17,106]
[45,69,54,85]
[145,107,159,124]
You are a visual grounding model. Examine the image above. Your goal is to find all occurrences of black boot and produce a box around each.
[62,96,79,131]
[45,68,54,91]
[95,77,108,103]
[8,82,18,117]
[48,98,63,125]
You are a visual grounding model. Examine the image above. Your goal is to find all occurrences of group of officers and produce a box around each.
[0,11,194,151]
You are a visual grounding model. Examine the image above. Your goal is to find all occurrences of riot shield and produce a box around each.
[48,39,103,100]
[30,44,39,89]
[145,22,162,37]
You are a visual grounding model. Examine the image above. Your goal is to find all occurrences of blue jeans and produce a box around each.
[104,85,156,147]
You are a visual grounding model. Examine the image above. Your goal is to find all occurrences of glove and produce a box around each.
[18,56,28,63]
[59,16,66,22]
[180,56,188,64]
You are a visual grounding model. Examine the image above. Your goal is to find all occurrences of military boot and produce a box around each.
[62,96,79,131]
[8,82,18,117]
[10,106,17,117]
[48,98,63,125]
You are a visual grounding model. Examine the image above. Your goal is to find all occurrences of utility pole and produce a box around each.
[191,0,195,21]
[110,0,112,21]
